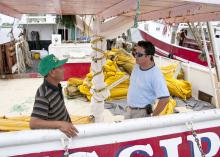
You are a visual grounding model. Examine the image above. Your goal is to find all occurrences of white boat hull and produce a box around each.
[1,109,220,156]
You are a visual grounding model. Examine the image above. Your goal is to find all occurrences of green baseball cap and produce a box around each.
[38,54,68,76]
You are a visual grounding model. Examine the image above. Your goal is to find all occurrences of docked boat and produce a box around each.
[130,21,220,66]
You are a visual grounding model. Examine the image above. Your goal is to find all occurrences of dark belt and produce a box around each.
[130,106,145,109]
[129,104,152,114]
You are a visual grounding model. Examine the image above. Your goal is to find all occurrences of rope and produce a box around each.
[90,35,110,107]
[90,36,104,44]
[61,137,70,157]
[16,43,26,73]
[91,46,105,53]
[90,36,107,63]
[93,87,106,93]
[187,22,207,61]
[21,40,33,67]
[16,39,33,73]
[72,115,94,123]
[91,52,107,62]
[90,35,106,78]
[90,36,107,93]
[91,36,131,95]
[92,69,103,78]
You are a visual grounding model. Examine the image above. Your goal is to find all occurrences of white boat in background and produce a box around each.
[0,0,220,157]
[131,21,220,66]
[0,14,21,44]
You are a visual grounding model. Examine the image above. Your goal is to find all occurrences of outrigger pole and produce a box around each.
[207,22,220,82]
[199,22,219,108]
[207,22,220,108]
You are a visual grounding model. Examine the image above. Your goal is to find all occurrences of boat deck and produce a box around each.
[0,78,123,122]
[0,77,215,124]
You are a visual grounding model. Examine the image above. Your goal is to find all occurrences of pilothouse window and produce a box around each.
[144,24,149,31]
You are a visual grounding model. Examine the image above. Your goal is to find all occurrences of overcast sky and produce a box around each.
[0,13,16,24]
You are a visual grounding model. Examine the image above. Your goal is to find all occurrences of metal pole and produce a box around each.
[207,22,220,82]
[200,22,219,108]
[187,22,203,50]
[74,24,76,42]
[64,26,66,41]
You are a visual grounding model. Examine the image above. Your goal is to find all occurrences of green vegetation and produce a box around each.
[0,23,13,28]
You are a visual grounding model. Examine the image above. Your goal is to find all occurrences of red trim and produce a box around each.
[14,126,220,157]
[8,63,90,80]
[63,63,91,80]
[139,30,209,66]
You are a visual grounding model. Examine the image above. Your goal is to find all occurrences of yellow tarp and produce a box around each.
[77,58,129,101]
[165,77,192,100]
[159,97,176,115]
[0,115,94,132]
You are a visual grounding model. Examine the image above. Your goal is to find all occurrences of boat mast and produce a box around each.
[90,17,110,122]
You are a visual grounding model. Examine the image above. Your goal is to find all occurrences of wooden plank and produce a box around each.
[10,52,16,57]
[2,44,9,74]
[0,41,17,74]
[5,43,13,73]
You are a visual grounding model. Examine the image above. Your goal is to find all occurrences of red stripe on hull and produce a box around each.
[139,30,208,66]
[63,63,91,80]
[15,126,220,157]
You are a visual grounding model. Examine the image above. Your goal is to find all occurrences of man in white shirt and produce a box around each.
[126,41,169,119]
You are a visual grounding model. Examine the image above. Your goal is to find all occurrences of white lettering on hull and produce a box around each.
[69,132,220,157]
[117,145,153,157]
[160,137,182,157]
[187,132,220,157]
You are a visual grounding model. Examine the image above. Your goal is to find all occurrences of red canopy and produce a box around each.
[0,0,220,22]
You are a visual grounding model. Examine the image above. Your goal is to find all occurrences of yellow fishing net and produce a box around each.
[65,48,192,115]
[0,115,94,132]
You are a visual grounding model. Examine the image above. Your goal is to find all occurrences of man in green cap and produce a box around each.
[30,54,78,138]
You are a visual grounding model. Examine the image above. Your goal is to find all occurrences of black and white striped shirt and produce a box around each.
[31,79,71,122]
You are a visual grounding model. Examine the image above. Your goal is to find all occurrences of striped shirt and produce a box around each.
[31,79,71,122]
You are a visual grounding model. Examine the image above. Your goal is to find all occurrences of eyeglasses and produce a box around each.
[133,52,146,58]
